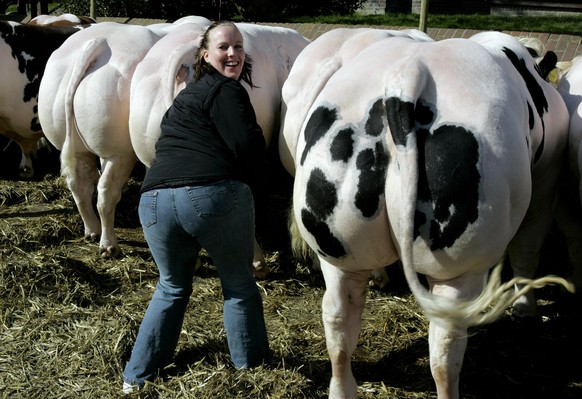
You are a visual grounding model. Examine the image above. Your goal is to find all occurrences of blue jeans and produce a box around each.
[123,180,270,386]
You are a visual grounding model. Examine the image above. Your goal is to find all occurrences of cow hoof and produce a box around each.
[253,261,270,280]
[511,303,539,319]
[19,167,34,179]
[368,269,390,290]
[194,257,202,272]
[84,233,99,242]
[368,277,389,290]
[99,246,121,258]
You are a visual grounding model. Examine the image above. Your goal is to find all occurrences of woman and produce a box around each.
[122,21,270,394]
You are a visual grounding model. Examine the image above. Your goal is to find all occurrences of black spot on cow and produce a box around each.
[537,51,557,81]
[416,125,480,250]
[305,168,338,220]
[30,105,41,131]
[301,106,338,166]
[526,101,545,164]
[330,127,355,163]
[365,99,385,137]
[503,47,548,165]
[386,97,416,146]
[30,116,41,132]
[301,208,346,258]
[414,100,434,126]
[302,168,346,258]
[527,101,534,130]
[355,141,389,218]
[502,48,548,121]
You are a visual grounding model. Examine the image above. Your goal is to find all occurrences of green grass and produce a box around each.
[287,13,582,35]
[4,2,582,36]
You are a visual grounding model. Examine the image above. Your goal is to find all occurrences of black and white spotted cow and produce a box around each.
[279,27,433,289]
[282,29,573,399]
[0,20,81,177]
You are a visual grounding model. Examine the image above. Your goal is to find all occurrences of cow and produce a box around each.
[556,56,582,290]
[281,29,573,399]
[28,13,96,27]
[280,28,433,289]
[0,20,82,178]
[127,21,310,276]
[37,21,168,257]
[474,32,573,319]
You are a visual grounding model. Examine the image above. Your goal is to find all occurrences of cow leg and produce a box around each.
[554,185,582,290]
[319,258,369,399]
[427,273,487,399]
[18,150,34,178]
[96,154,137,258]
[65,151,101,241]
[507,178,559,318]
[314,257,390,290]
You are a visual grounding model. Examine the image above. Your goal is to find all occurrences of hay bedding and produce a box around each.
[0,166,581,399]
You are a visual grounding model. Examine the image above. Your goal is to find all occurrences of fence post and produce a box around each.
[419,0,429,32]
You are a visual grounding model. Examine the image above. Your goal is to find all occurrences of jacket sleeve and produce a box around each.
[209,79,268,197]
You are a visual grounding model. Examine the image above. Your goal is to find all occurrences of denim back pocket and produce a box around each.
[187,182,237,218]
[138,190,158,227]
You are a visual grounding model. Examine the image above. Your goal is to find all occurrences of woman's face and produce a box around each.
[203,25,245,80]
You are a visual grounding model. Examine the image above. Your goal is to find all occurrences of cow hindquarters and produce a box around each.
[427,273,488,399]
[320,259,369,399]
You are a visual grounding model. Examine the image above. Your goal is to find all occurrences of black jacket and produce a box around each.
[141,72,266,195]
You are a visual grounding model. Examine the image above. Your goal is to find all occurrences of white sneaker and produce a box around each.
[122,381,140,394]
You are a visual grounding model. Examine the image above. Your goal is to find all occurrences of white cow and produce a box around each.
[282,29,573,399]
[556,56,582,289]
[128,21,310,275]
[130,22,310,166]
[0,20,82,178]
[37,22,167,257]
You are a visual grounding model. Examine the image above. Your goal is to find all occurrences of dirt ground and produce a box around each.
[1,141,581,398]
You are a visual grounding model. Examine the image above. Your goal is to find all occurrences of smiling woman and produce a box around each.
[121,21,271,394]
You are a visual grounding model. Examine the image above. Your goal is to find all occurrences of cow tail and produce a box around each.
[387,66,574,329]
[60,37,106,178]
[288,203,316,264]
[163,41,200,109]
[385,87,446,322]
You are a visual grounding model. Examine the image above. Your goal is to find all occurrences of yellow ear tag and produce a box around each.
[548,68,558,85]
